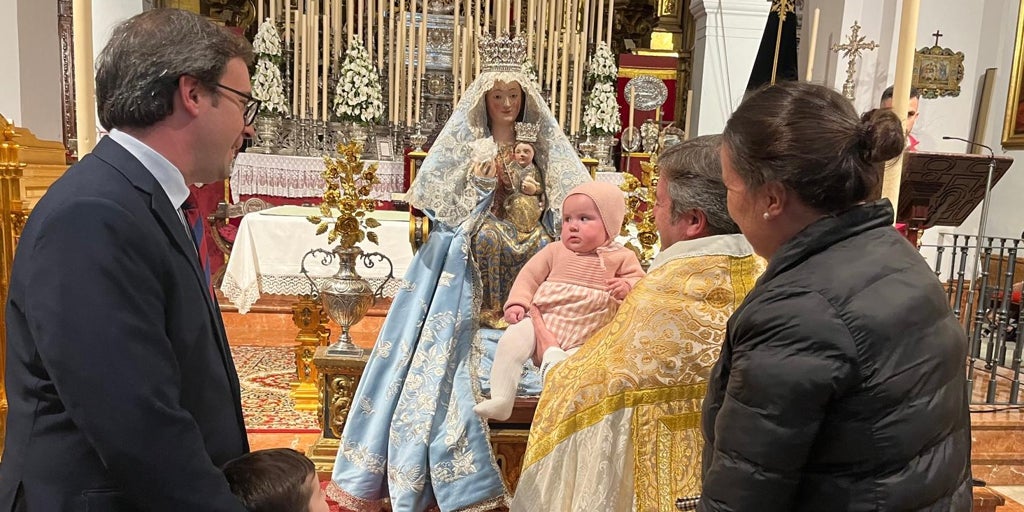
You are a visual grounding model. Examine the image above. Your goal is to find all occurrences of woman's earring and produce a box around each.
[762,212,770,220]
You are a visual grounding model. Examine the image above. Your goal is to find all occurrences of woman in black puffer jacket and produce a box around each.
[698,82,972,512]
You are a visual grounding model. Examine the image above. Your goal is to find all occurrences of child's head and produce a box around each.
[513,141,536,167]
[222,448,329,512]
[561,181,626,253]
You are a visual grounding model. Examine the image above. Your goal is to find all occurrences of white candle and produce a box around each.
[290,10,298,115]
[406,5,415,126]
[581,0,591,55]
[347,0,355,45]
[595,0,604,46]
[628,87,635,129]
[683,89,693,140]
[398,4,407,125]
[606,0,614,46]
[377,0,385,72]
[515,0,522,34]
[367,0,373,65]
[299,5,306,117]
[357,0,364,46]
[258,0,264,29]
[536,0,545,85]
[389,0,396,123]
[416,8,427,123]
[323,11,330,120]
[805,8,820,82]
[312,6,319,120]
[526,0,535,60]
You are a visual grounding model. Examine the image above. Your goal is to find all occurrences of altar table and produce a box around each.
[229,152,405,204]
[221,206,412,314]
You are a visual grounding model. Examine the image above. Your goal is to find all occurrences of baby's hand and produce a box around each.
[521,176,540,195]
[606,278,632,300]
[504,305,526,324]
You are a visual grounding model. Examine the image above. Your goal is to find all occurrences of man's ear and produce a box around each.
[683,209,708,239]
[177,75,203,117]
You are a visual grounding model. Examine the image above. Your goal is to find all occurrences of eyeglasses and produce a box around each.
[213,83,261,126]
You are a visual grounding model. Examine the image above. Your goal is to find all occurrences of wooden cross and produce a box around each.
[830,21,880,100]
[932,30,944,46]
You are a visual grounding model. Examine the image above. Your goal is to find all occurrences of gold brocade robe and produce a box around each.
[511,234,764,512]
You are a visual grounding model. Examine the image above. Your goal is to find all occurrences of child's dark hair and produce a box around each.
[222,448,317,512]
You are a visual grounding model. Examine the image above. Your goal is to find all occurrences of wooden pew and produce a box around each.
[0,115,68,452]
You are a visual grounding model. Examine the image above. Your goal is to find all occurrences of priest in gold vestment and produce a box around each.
[512,136,764,511]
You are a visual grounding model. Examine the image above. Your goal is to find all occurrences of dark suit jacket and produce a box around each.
[0,137,249,511]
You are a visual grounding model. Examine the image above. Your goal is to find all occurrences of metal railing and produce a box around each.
[927,232,1024,404]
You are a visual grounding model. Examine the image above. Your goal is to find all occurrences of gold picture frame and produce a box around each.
[911,46,965,99]
[1002,2,1024,148]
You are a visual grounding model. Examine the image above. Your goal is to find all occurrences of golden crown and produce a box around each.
[515,122,539,143]
[479,32,528,73]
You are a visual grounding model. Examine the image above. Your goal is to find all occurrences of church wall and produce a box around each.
[0,0,22,125]
[16,0,62,142]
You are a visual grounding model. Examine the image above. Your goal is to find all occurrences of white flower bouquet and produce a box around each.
[251,18,288,116]
[582,43,621,136]
[332,40,385,124]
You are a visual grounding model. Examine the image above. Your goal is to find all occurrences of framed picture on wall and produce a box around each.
[377,140,395,161]
[1002,1,1024,148]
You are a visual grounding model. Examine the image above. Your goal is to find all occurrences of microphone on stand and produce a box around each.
[941,135,998,314]
[942,135,995,159]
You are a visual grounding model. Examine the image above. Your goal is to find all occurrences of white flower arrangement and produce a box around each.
[332,40,385,124]
[582,43,621,136]
[587,42,617,82]
[251,18,288,116]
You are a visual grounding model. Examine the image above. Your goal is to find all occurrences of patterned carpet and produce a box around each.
[232,345,321,433]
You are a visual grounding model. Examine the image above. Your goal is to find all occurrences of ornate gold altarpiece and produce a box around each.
[0,116,69,452]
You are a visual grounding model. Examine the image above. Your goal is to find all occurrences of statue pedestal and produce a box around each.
[306,346,370,479]
[289,294,330,411]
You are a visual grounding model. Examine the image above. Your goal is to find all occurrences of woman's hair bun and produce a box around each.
[857,109,905,163]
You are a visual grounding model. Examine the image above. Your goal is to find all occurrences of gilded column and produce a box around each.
[73,0,97,155]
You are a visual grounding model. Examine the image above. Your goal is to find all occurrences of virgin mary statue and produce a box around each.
[327,33,591,511]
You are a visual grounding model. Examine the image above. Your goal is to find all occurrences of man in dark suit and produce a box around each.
[1,9,256,511]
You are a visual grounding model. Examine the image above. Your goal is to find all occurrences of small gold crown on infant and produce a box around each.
[515,122,540,143]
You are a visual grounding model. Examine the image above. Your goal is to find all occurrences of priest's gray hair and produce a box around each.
[95,8,253,131]
[657,135,740,236]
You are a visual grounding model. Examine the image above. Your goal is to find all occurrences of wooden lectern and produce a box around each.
[896,151,1013,246]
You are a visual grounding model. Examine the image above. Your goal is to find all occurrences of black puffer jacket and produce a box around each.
[699,200,972,512]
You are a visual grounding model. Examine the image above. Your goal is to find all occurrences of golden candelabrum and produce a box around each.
[620,157,660,267]
[306,141,381,356]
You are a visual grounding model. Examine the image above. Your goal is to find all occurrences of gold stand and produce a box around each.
[289,294,331,411]
[306,346,369,478]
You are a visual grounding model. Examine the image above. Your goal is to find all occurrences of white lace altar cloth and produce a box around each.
[220,206,412,314]
[230,153,404,203]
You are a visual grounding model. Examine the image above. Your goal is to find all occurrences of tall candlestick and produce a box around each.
[805,8,820,82]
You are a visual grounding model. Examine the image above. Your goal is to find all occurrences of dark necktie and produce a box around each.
[182,193,214,301]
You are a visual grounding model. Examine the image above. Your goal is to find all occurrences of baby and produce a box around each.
[222,448,330,512]
[474,181,645,421]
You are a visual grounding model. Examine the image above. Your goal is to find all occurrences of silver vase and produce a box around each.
[594,135,618,173]
[319,246,375,355]
[248,115,280,154]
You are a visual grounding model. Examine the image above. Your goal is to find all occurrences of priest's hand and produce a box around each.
[530,305,560,366]
[607,278,632,300]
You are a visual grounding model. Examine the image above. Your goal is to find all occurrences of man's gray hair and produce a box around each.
[95,8,253,131]
[656,134,739,236]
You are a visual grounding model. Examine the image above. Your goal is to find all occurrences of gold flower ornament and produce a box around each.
[307,141,381,248]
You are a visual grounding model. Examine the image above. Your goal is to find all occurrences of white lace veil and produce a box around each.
[404,70,592,228]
